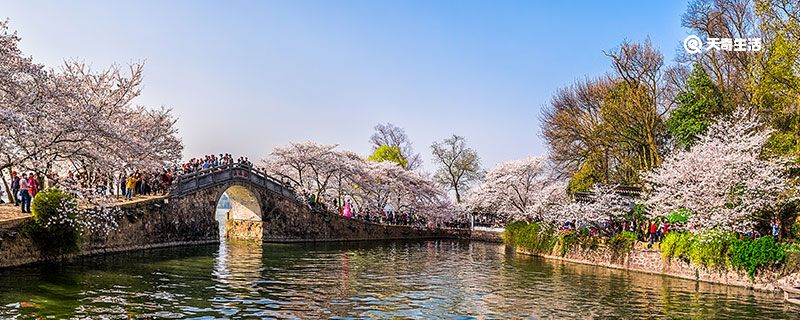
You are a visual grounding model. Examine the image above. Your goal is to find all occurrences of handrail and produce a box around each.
[168,163,296,200]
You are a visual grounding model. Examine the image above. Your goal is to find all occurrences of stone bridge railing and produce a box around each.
[169,163,297,199]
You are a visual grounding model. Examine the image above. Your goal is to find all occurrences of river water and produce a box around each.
[0,238,798,319]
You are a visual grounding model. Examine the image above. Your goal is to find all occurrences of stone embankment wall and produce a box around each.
[469,229,503,243]
[0,198,219,269]
[514,243,800,292]
[259,193,470,242]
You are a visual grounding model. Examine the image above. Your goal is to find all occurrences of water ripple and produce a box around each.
[0,240,798,319]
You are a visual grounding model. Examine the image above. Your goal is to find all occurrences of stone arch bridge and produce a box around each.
[155,163,467,243]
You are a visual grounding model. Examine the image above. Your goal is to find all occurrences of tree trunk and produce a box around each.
[1,166,13,204]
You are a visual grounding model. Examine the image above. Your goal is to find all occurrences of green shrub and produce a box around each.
[667,208,692,224]
[559,231,578,256]
[660,232,680,259]
[27,189,81,255]
[660,232,693,260]
[662,230,792,280]
[579,234,601,251]
[729,236,786,280]
[687,230,735,270]
[608,231,637,255]
[663,230,729,269]
[673,232,693,259]
[503,221,557,254]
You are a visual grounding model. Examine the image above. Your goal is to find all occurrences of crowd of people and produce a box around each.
[118,170,176,200]
[117,154,254,200]
[3,171,43,214]
[179,154,252,174]
[558,218,672,246]
[309,196,420,225]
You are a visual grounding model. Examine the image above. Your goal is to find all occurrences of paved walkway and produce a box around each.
[0,204,28,222]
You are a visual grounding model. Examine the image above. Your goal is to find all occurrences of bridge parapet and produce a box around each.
[170,163,296,199]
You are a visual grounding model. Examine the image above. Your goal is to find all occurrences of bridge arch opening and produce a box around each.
[216,184,263,242]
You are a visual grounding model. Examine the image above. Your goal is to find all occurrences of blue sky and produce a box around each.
[2,1,688,172]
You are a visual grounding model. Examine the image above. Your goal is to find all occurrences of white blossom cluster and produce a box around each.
[34,187,122,236]
[546,185,629,227]
[463,156,567,223]
[464,157,632,227]
[39,197,81,230]
[641,109,796,231]
[62,184,122,235]
[465,109,797,232]
[261,141,459,227]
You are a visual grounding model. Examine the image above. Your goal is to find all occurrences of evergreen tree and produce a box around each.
[666,64,725,148]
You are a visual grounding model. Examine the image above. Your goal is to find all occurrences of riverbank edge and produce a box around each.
[511,245,799,293]
[0,239,222,269]
[0,222,503,270]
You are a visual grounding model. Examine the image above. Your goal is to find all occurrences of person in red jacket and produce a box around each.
[27,172,39,199]
[649,221,658,244]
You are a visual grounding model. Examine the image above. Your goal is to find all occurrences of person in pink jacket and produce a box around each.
[343,199,352,218]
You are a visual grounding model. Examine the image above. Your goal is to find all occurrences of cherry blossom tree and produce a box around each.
[462,155,632,227]
[464,156,565,223]
[641,109,795,231]
[261,141,460,227]
[0,20,182,209]
[0,19,51,178]
[351,160,452,223]
[547,184,630,227]
[261,141,342,203]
